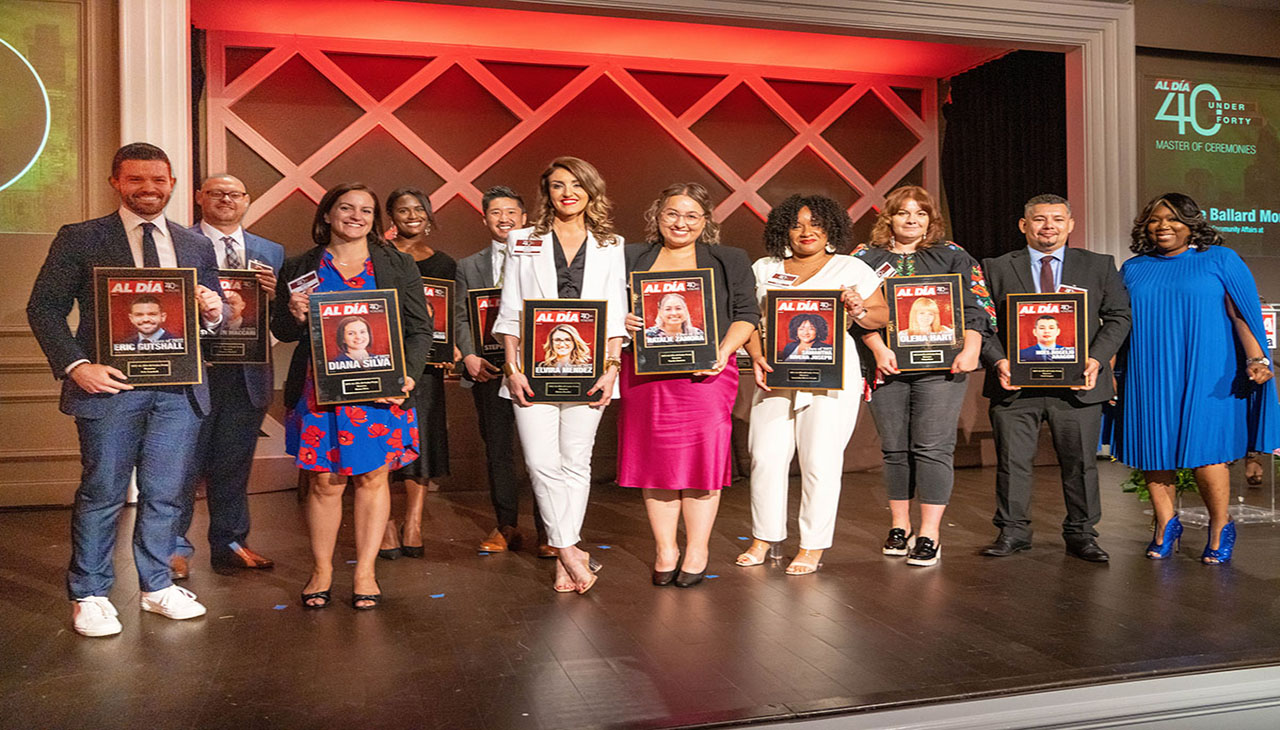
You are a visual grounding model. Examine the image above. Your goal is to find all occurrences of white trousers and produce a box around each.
[513,401,604,548]
[747,385,861,550]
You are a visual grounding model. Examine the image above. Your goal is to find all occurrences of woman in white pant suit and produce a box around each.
[738,195,889,575]
[492,157,627,594]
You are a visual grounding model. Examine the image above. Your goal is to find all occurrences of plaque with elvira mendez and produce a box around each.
[630,268,719,374]
[94,267,202,385]
[521,300,607,402]
[885,273,965,371]
[201,269,270,364]
[1006,291,1089,387]
[308,289,408,405]
[763,289,845,389]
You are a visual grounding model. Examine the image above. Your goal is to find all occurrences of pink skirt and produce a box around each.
[617,350,738,491]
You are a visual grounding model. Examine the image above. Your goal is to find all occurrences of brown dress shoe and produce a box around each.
[477,528,509,553]
[169,555,190,581]
[500,525,524,552]
[212,544,275,571]
[537,542,557,559]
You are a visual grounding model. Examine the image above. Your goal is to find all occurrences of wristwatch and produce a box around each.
[1247,356,1271,367]
[502,361,523,376]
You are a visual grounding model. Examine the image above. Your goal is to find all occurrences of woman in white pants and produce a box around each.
[492,157,626,594]
[738,195,888,575]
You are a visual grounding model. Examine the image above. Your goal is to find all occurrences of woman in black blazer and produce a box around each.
[271,182,432,610]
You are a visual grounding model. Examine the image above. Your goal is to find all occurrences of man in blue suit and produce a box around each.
[27,143,226,637]
[171,174,285,578]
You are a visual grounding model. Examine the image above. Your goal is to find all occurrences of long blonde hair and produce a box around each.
[541,324,592,366]
[906,297,944,335]
[531,156,618,246]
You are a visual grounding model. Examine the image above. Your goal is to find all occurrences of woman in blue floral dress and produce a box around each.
[273,183,433,609]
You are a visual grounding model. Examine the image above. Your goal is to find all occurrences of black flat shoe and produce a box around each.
[673,569,704,588]
[301,589,332,609]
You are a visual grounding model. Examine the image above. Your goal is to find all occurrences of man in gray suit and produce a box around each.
[456,186,549,556]
[979,194,1130,563]
[171,174,284,577]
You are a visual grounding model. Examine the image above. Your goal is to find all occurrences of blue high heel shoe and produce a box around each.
[1145,515,1183,559]
[1201,521,1236,565]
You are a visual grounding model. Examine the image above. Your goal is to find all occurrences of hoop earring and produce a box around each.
[825,243,836,254]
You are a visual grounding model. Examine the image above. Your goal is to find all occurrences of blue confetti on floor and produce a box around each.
[345,560,357,564]
[273,604,287,610]
[429,593,445,599]
[737,536,749,541]
[705,575,720,579]
[596,545,611,549]
[477,551,490,556]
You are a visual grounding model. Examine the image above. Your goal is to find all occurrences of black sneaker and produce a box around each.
[906,537,941,566]
[881,528,913,556]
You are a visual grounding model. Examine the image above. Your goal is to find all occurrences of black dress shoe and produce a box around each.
[673,569,704,588]
[980,534,1032,557]
[1065,537,1109,563]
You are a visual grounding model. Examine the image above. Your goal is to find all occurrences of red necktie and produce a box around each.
[1039,256,1054,294]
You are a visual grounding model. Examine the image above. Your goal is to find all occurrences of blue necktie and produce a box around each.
[141,222,161,268]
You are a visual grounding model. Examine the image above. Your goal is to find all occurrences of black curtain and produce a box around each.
[941,50,1067,262]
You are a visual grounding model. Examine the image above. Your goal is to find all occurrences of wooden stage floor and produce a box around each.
[2,460,1278,729]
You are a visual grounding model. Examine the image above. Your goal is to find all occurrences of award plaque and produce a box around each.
[885,273,965,371]
[201,269,269,364]
[763,289,845,389]
[421,277,454,365]
[94,267,202,385]
[630,268,718,374]
[521,299,607,402]
[1263,305,1277,351]
[1007,291,1089,387]
[467,286,506,366]
[308,289,408,405]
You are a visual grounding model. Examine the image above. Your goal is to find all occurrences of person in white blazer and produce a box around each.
[491,157,627,594]
[738,195,889,575]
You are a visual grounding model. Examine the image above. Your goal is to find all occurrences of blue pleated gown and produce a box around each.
[1116,245,1279,470]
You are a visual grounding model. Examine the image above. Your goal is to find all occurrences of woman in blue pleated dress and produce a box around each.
[1116,192,1278,564]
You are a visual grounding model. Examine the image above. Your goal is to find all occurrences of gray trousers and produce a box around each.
[868,372,969,506]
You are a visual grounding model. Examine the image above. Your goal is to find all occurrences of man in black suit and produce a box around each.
[27,143,225,636]
[455,186,550,556]
[979,194,1131,562]
[1016,315,1072,362]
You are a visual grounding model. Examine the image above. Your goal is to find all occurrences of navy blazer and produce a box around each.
[27,212,223,418]
[192,226,286,409]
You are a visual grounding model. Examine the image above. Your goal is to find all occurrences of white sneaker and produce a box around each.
[139,585,207,620]
[72,596,122,637]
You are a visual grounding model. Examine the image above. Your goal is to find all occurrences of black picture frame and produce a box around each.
[763,289,845,389]
[467,286,506,366]
[521,299,607,402]
[1007,291,1089,387]
[94,266,202,386]
[308,289,408,405]
[201,269,270,364]
[885,273,966,371]
[421,277,455,365]
[629,268,719,374]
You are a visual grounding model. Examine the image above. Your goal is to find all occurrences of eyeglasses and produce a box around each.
[659,210,706,225]
[205,190,247,201]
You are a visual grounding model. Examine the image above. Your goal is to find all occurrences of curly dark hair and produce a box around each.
[763,195,853,258]
[787,312,830,344]
[1130,192,1223,254]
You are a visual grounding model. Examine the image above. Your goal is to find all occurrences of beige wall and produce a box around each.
[1134,0,1280,59]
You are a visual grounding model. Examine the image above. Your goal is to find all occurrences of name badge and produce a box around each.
[766,272,799,287]
[288,271,320,293]
[248,259,273,272]
[1057,283,1087,294]
[874,262,897,281]
[511,238,543,256]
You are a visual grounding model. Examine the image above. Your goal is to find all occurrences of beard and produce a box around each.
[124,190,171,217]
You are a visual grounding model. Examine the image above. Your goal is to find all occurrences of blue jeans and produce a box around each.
[69,388,203,599]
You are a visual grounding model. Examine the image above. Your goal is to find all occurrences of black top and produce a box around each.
[415,249,457,281]
[552,231,586,298]
[853,243,993,335]
[624,242,760,344]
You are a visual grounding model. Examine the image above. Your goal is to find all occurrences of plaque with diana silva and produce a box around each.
[201,269,270,364]
[885,273,965,371]
[630,268,718,374]
[763,289,845,389]
[308,289,408,405]
[521,299,607,402]
[94,267,202,385]
[1007,291,1089,387]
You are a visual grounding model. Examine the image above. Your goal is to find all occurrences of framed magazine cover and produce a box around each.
[1007,291,1089,387]
[94,267,202,385]
[467,286,506,366]
[885,273,965,371]
[629,268,718,374]
[308,289,408,405]
[521,299,607,402]
[763,289,844,389]
[201,269,269,364]
[421,277,454,365]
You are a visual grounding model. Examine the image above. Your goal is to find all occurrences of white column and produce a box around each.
[119,0,192,225]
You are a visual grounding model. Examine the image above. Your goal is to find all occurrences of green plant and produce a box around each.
[1120,467,1199,502]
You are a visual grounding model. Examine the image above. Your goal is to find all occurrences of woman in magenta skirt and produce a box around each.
[620,183,760,587]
